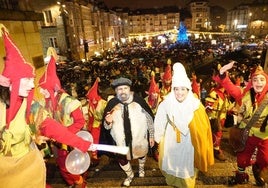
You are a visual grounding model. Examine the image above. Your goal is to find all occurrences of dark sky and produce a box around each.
[103,0,254,10]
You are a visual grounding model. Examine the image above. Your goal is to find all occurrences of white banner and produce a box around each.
[92,144,129,155]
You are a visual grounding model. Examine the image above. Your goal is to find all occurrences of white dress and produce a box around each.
[154,91,200,178]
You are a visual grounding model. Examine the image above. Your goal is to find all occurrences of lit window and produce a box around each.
[44,10,53,23]
[49,37,58,48]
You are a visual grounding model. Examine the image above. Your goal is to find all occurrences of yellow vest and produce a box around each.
[239,92,268,139]
[0,99,31,157]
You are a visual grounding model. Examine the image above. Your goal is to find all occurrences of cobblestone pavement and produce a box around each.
[47,129,266,188]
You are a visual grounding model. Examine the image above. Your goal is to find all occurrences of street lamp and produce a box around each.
[204,19,210,30]
[234,19,238,34]
[234,19,238,29]
[248,13,252,36]
[58,1,72,60]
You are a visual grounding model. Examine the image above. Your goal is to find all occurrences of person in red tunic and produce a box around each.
[39,53,89,188]
[0,24,93,188]
[160,59,172,100]
[86,77,106,165]
[145,71,162,161]
[205,84,231,161]
[213,61,268,186]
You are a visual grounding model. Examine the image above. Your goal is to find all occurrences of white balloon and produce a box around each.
[65,149,90,175]
[76,130,93,142]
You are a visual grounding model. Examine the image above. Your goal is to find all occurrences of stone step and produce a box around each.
[47,155,260,188]
[47,129,262,187]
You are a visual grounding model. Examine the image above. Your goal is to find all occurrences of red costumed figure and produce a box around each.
[0,24,92,188]
[191,73,201,99]
[205,84,232,161]
[213,61,268,186]
[145,71,162,161]
[146,71,161,115]
[86,77,106,165]
[39,54,88,188]
[160,59,172,100]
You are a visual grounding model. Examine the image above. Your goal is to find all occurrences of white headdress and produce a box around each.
[172,62,191,90]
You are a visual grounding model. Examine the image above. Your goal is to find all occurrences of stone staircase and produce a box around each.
[47,154,259,188]
[86,155,168,187]
[47,130,262,188]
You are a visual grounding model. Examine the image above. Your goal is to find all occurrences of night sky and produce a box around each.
[103,0,254,10]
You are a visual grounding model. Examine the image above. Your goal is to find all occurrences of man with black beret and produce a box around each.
[100,77,155,187]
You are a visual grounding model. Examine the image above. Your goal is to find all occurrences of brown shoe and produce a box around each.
[214,149,227,161]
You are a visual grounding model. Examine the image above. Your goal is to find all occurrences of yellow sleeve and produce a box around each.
[189,104,214,172]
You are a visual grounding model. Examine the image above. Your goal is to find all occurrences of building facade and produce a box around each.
[2,0,267,64]
[226,1,268,39]
[210,5,227,32]
[248,1,268,39]
[188,0,210,31]
[0,0,44,71]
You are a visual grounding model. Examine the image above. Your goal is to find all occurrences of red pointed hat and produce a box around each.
[1,27,35,80]
[39,55,62,111]
[162,59,172,83]
[86,77,101,102]
[39,56,61,91]
[0,24,35,127]
[148,71,160,94]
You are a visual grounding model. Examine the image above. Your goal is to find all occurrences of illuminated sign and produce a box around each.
[237,25,247,29]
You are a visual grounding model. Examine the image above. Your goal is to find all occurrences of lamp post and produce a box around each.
[204,19,210,31]
[58,1,72,60]
[248,12,252,37]
[118,17,122,45]
[234,19,238,35]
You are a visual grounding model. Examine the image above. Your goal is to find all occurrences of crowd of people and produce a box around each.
[1,21,268,188]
